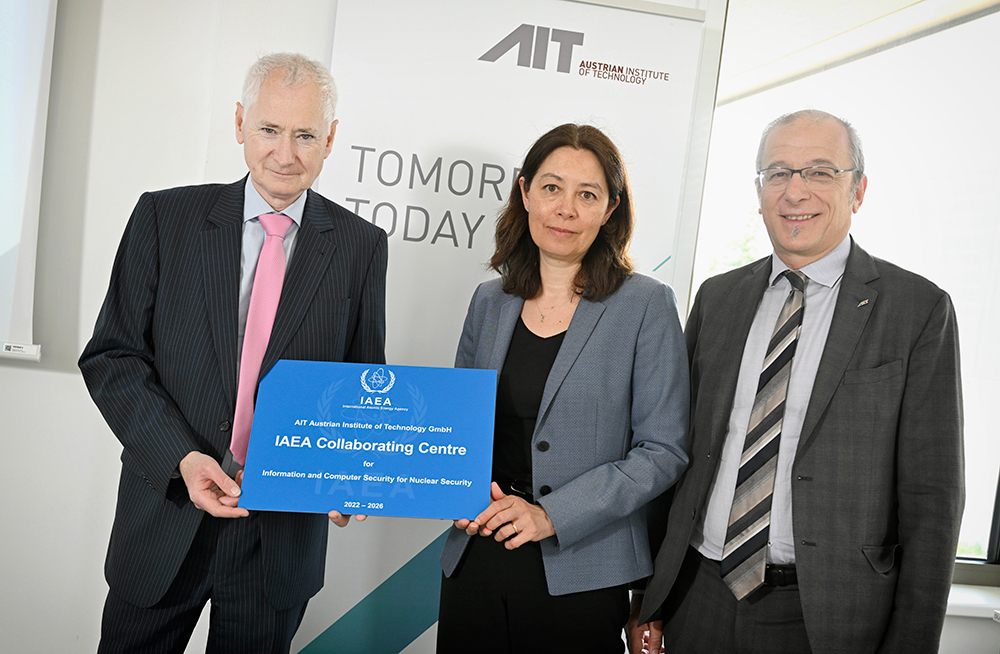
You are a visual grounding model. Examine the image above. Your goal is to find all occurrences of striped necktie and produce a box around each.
[720,269,807,600]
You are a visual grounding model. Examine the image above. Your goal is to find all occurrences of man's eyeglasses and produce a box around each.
[757,166,857,189]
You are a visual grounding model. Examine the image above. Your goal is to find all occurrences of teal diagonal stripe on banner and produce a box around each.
[299,529,449,653]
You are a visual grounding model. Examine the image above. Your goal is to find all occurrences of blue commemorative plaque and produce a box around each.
[239,360,496,520]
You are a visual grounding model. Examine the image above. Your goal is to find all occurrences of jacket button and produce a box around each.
[219,420,231,431]
[539,485,552,496]
[537,441,550,452]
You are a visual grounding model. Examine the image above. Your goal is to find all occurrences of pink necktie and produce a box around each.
[230,213,293,465]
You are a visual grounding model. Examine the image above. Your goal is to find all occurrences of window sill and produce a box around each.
[947,584,1000,619]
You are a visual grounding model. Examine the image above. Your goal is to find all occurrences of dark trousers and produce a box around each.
[437,535,629,653]
[98,514,307,654]
[659,546,811,654]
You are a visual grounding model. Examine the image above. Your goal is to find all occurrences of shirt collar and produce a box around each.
[243,177,306,226]
[769,234,851,289]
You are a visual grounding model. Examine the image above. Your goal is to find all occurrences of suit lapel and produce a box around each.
[797,242,879,456]
[706,258,772,449]
[201,179,245,409]
[536,297,606,430]
[260,189,336,377]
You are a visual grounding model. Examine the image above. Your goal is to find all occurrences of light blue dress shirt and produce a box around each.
[237,177,305,360]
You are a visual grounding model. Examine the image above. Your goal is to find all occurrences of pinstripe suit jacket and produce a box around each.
[639,241,964,654]
[80,177,387,610]
[440,274,690,596]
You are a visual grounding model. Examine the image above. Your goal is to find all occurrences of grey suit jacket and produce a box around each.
[440,273,690,595]
[640,240,964,654]
[80,177,387,609]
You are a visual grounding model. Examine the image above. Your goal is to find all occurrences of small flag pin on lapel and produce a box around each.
[858,299,869,307]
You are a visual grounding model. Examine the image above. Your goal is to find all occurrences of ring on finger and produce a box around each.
[512,522,518,535]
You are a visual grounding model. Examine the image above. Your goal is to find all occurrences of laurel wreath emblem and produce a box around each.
[360,367,396,393]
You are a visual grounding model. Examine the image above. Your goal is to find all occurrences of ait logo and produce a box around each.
[479,24,584,73]
[361,367,396,394]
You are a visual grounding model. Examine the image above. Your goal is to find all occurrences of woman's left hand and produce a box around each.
[470,482,555,549]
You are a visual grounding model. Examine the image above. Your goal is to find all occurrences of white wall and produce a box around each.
[941,615,1000,653]
[0,1,996,652]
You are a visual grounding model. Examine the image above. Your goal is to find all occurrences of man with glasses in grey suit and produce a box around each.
[629,109,964,654]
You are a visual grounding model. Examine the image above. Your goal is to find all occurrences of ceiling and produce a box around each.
[712,0,1000,101]
[719,0,923,81]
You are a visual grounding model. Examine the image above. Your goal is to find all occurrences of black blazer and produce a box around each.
[80,177,387,609]
[641,240,964,654]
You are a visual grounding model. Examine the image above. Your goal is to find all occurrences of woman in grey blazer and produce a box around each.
[436,124,690,653]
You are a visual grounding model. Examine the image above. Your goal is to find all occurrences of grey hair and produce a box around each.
[756,109,865,191]
[242,52,338,125]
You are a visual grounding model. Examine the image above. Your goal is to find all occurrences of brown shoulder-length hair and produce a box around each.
[490,124,635,301]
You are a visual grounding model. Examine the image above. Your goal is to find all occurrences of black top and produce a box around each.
[493,315,566,489]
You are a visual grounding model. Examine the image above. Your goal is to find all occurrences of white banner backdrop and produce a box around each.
[320,0,704,368]
[297,1,712,650]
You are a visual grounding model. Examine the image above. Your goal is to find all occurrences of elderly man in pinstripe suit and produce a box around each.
[80,53,387,654]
